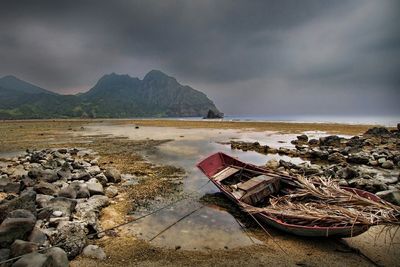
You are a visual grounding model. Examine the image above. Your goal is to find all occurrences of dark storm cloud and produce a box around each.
[0,0,399,115]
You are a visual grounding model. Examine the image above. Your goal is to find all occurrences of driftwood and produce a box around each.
[245,176,400,227]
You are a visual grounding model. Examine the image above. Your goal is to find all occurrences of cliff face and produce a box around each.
[0,70,220,119]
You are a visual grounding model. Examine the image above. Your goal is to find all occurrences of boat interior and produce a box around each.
[212,166,282,206]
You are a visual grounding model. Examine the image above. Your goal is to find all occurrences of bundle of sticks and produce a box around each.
[246,176,400,227]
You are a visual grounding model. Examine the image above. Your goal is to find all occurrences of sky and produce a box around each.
[0,0,399,116]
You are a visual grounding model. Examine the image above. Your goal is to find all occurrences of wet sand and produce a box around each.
[0,119,398,266]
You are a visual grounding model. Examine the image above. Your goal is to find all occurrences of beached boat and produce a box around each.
[197,152,396,237]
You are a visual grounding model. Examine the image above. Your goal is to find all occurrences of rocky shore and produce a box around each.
[0,148,124,266]
[231,126,400,206]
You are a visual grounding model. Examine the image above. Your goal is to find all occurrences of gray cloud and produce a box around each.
[0,0,399,116]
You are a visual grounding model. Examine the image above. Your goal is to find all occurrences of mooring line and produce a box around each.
[149,205,205,242]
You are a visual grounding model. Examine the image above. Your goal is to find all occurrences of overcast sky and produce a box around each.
[0,0,399,116]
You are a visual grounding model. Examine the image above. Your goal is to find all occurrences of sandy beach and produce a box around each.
[0,119,399,267]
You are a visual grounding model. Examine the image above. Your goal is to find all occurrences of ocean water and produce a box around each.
[141,115,399,127]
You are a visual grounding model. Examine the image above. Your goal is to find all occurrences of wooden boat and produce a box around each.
[197,152,381,237]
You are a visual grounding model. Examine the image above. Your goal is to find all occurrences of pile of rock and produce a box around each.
[231,126,400,206]
[232,127,400,170]
[0,148,121,266]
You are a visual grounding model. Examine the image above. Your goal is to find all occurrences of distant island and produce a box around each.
[0,70,220,119]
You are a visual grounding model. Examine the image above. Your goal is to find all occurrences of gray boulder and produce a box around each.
[82,245,106,260]
[105,186,118,198]
[87,166,101,176]
[10,240,38,257]
[347,152,370,165]
[43,197,77,218]
[0,248,10,266]
[45,247,69,267]
[364,127,390,136]
[28,228,47,246]
[381,160,394,169]
[34,182,59,196]
[53,221,87,259]
[75,195,109,234]
[86,182,104,196]
[57,186,77,199]
[11,252,51,267]
[327,152,346,163]
[104,168,121,183]
[0,210,36,248]
[35,194,54,209]
[71,171,90,181]
[94,173,108,186]
[0,191,36,223]
[376,189,400,205]
[337,167,359,180]
[28,168,58,183]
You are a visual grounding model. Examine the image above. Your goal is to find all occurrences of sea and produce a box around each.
[147,115,399,127]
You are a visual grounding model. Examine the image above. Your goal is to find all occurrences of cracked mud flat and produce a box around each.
[0,119,398,266]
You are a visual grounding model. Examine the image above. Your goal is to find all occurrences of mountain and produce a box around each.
[0,75,56,95]
[0,70,220,119]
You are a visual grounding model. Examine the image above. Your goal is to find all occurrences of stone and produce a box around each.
[11,252,51,267]
[296,134,308,142]
[308,139,319,146]
[87,183,104,196]
[37,208,53,221]
[265,159,280,170]
[327,152,346,163]
[336,167,359,180]
[378,157,387,164]
[35,194,54,209]
[319,135,341,147]
[0,210,36,248]
[57,186,77,199]
[71,171,90,181]
[34,182,59,196]
[52,211,63,217]
[28,228,47,246]
[381,160,394,169]
[369,160,379,166]
[21,178,35,188]
[376,189,400,205]
[105,186,118,198]
[0,182,22,194]
[45,247,69,267]
[365,127,390,136]
[94,173,108,186]
[338,179,349,186]
[54,221,87,259]
[74,195,109,234]
[87,166,101,176]
[278,160,298,170]
[43,197,77,218]
[82,245,106,260]
[0,248,10,266]
[104,168,121,183]
[0,191,36,223]
[309,149,329,160]
[69,182,90,199]
[10,240,38,257]
[347,152,370,165]
[28,168,58,183]
[56,169,72,180]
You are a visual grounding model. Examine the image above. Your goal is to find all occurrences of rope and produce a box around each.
[149,205,205,242]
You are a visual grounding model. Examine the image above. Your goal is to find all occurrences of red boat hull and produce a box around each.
[197,152,373,238]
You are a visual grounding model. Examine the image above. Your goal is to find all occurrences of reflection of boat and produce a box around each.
[197,152,388,237]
